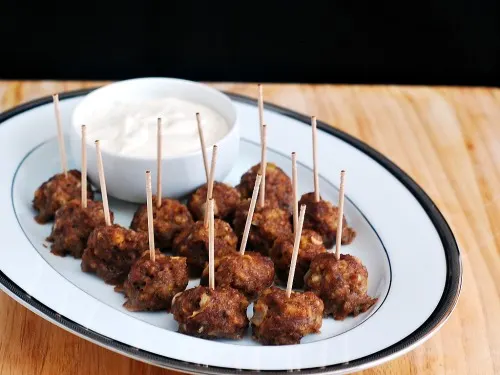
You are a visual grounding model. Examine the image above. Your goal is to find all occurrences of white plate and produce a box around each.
[0,89,462,374]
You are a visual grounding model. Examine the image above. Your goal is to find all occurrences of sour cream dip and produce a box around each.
[82,97,229,158]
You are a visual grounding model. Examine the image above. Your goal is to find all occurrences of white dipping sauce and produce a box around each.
[83,97,229,157]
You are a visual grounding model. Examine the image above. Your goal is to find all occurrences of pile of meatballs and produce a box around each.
[34,162,377,345]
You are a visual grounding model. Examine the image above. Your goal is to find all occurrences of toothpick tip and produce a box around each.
[94,140,99,145]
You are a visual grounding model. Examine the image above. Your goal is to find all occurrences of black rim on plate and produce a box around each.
[0,88,462,375]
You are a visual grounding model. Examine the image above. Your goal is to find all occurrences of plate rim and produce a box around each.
[0,88,462,375]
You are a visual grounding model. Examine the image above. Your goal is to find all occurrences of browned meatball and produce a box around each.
[200,252,275,300]
[122,250,189,312]
[48,199,113,258]
[188,181,241,221]
[304,253,378,320]
[81,224,148,285]
[33,169,94,223]
[270,229,326,288]
[172,220,238,276]
[130,197,193,251]
[171,285,249,339]
[299,192,356,248]
[233,199,292,256]
[237,163,292,210]
[251,286,324,345]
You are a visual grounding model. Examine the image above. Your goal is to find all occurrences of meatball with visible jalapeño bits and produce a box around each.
[130,196,193,252]
[237,163,293,210]
[299,192,356,248]
[200,251,275,300]
[172,219,238,276]
[48,199,112,258]
[270,229,326,288]
[122,250,189,312]
[171,285,249,339]
[188,181,241,222]
[251,287,324,345]
[81,224,148,285]
[33,169,93,223]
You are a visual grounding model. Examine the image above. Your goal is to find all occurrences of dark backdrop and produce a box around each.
[2,1,500,86]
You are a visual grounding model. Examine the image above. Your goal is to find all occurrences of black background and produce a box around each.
[1,1,500,86]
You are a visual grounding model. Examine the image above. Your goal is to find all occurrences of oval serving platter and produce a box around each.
[0,89,461,374]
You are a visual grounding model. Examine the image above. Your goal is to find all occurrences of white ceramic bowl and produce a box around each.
[68,77,239,203]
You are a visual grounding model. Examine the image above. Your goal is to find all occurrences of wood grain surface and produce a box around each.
[0,81,497,375]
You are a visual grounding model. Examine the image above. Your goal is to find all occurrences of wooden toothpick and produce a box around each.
[312,116,320,202]
[239,173,262,255]
[95,140,111,226]
[286,204,306,298]
[53,94,68,176]
[259,124,267,208]
[146,170,156,262]
[208,198,215,290]
[335,170,346,260]
[196,112,209,183]
[204,145,218,227]
[292,152,298,233]
[258,84,264,140]
[156,118,162,208]
[81,125,87,208]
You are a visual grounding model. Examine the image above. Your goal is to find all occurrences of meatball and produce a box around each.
[270,229,326,288]
[251,286,324,345]
[171,285,249,339]
[172,220,238,276]
[81,224,148,285]
[188,181,241,221]
[237,163,292,210]
[122,250,189,312]
[232,199,292,256]
[48,199,112,258]
[200,252,275,300]
[33,169,94,223]
[298,192,356,248]
[130,197,193,251]
[304,253,378,320]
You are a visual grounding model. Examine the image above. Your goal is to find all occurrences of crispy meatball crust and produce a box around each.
[130,197,193,251]
[33,169,94,223]
[200,252,275,300]
[304,253,378,320]
[251,286,324,345]
[48,199,112,258]
[81,224,148,285]
[122,250,189,312]
[172,220,238,276]
[232,199,292,256]
[270,229,326,288]
[188,181,241,221]
[237,163,292,210]
[171,285,249,339]
[298,192,356,248]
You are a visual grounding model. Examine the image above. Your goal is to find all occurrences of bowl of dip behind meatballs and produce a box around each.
[69,77,239,203]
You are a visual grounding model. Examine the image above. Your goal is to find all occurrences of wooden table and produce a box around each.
[0,81,498,375]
